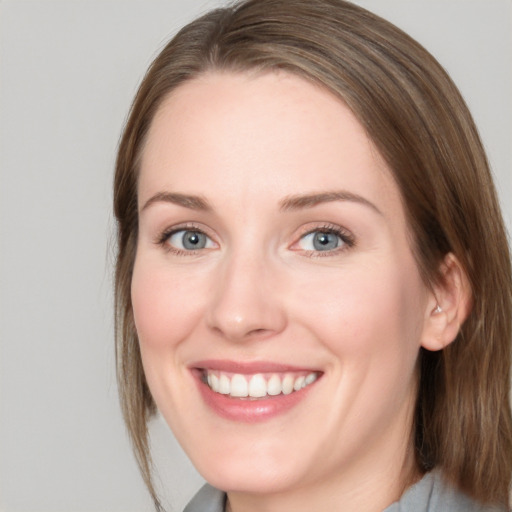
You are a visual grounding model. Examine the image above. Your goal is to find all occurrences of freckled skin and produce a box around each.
[132,71,434,512]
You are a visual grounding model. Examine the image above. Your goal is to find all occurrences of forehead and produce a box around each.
[138,71,402,218]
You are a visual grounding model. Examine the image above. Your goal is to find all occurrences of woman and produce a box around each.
[114,0,512,510]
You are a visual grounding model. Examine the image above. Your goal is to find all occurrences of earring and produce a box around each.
[433,305,442,314]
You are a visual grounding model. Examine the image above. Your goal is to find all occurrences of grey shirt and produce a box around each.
[183,470,507,512]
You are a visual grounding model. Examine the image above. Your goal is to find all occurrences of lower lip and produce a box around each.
[193,371,319,423]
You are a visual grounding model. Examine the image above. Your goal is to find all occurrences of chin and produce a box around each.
[198,459,304,494]
[174,425,313,494]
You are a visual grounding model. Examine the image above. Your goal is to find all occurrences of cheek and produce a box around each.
[289,257,426,359]
[130,256,207,351]
[298,261,425,427]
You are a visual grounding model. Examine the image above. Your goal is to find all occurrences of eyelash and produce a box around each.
[154,223,356,257]
[297,223,356,258]
[155,223,213,256]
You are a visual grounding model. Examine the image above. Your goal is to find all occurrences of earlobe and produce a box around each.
[421,253,472,352]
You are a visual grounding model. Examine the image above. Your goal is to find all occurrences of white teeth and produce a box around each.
[208,373,219,392]
[219,374,230,394]
[282,374,294,395]
[205,370,319,398]
[305,373,318,385]
[248,374,267,398]
[267,374,282,396]
[293,376,305,391]
[230,374,248,397]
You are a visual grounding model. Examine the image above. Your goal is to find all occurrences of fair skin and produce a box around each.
[132,71,467,512]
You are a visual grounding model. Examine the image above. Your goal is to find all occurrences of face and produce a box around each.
[132,71,432,495]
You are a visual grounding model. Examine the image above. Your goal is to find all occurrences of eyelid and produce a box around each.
[290,223,356,255]
[153,221,355,256]
[154,222,219,254]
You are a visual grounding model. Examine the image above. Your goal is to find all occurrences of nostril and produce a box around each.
[249,328,267,335]
[205,277,287,341]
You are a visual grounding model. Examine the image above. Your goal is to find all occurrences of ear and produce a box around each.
[421,253,472,352]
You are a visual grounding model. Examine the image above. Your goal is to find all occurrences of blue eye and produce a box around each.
[298,230,345,252]
[167,230,214,251]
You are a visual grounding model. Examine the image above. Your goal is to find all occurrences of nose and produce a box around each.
[206,251,287,342]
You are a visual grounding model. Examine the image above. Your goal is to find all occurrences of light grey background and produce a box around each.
[0,1,510,511]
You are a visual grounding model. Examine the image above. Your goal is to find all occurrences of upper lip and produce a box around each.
[191,359,321,374]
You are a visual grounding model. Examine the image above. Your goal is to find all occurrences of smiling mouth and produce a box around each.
[201,370,320,399]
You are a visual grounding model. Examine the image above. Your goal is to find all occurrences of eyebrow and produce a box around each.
[279,190,382,215]
[141,189,381,215]
[141,192,212,213]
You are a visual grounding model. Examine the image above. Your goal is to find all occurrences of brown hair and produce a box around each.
[114,0,512,508]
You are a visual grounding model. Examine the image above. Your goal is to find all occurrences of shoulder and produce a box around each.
[384,470,508,512]
[182,483,226,512]
[182,473,509,512]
